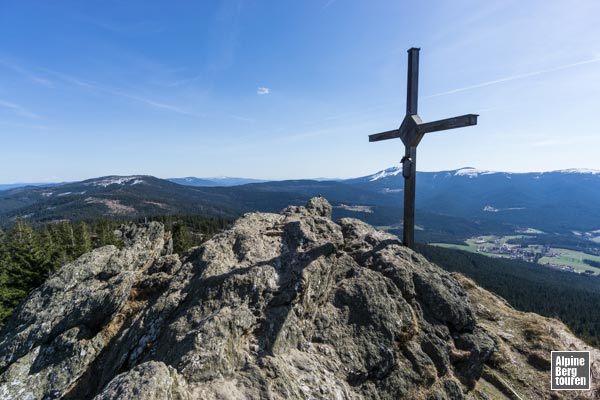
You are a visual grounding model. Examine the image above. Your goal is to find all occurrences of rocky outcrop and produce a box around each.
[457,275,600,399]
[0,198,595,399]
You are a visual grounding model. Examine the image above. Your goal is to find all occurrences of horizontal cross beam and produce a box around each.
[418,114,478,134]
[368,129,400,142]
[368,113,478,143]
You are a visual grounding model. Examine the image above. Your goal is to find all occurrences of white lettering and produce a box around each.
[554,376,587,386]
[555,367,577,376]
[556,355,585,367]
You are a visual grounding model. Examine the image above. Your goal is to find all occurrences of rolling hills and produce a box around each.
[1,167,599,248]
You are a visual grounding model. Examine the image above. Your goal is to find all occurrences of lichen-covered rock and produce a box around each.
[3,198,581,399]
[92,361,189,400]
[0,222,166,399]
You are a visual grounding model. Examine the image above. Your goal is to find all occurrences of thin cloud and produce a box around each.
[0,121,51,130]
[45,69,201,117]
[0,99,39,119]
[257,87,270,95]
[531,138,562,147]
[90,20,163,34]
[0,59,53,87]
[424,56,600,99]
[282,128,332,142]
[107,89,200,117]
[229,114,255,122]
[530,134,596,147]
[323,0,336,8]
[163,74,203,88]
[71,12,164,34]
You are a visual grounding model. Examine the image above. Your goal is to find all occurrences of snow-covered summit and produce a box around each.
[368,166,502,181]
[454,167,498,178]
[556,168,600,175]
[85,176,147,187]
[366,166,600,182]
[368,166,402,181]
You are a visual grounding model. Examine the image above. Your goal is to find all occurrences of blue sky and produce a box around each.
[1,0,599,182]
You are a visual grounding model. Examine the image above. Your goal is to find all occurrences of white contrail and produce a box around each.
[0,99,39,119]
[423,57,600,99]
[44,69,200,117]
[0,59,53,87]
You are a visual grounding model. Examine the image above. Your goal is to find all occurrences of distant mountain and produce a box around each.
[169,176,267,187]
[2,167,600,243]
[0,182,59,191]
[0,175,394,227]
[0,175,317,224]
[0,176,219,222]
[346,167,600,233]
[0,176,268,191]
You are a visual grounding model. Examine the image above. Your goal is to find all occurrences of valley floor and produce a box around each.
[432,235,600,276]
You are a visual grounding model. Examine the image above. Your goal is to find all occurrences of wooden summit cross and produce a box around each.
[368,47,478,249]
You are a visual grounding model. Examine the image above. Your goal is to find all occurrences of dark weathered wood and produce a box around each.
[369,129,400,142]
[403,146,417,249]
[418,114,478,134]
[406,48,420,115]
[367,47,478,250]
[400,114,423,147]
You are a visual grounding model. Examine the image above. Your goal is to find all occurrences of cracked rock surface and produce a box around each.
[1,197,554,399]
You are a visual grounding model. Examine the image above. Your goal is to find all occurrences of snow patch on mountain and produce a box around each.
[368,166,402,181]
[454,168,498,178]
[335,204,374,213]
[557,168,600,175]
[484,205,525,212]
[86,176,146,187]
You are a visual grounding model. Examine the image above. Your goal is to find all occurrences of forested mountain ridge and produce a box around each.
[2,167,600,273]
[0,175,300,224]
[3,167,600,237]
[347,167,600,233]
[168,176,267,187]
[0,175,392,221]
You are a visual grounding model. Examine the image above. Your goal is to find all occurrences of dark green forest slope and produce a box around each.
[417,244,600,346]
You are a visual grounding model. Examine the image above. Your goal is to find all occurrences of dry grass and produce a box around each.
[454,273,600,399]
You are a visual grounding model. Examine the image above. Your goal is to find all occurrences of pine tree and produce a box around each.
[74,222,92,255]
[0,227,9,293]
[172,223,193,254]
[0,228,8,267]
[95,220,120,247]
[8,219,47,287]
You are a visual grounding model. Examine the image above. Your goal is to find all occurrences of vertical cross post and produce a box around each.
[406,47,419,115]
[403,144,417,248]
[403,48,420,249]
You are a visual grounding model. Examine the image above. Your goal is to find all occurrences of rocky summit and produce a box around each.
[0,198,597,399]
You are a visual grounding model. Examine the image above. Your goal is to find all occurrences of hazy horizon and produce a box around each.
[3,165,600,185]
